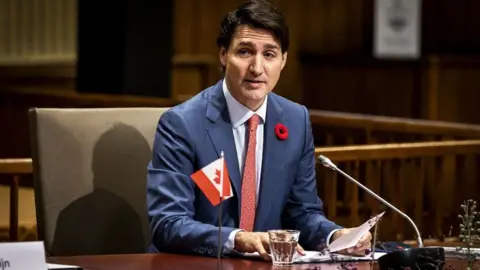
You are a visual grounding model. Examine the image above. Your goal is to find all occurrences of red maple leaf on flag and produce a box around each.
[213,169,221,184]
[190,156,232,206]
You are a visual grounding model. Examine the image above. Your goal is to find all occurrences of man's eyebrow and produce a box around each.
[236,41,280,50]
[264,43,280,50]
[237,41,254,47]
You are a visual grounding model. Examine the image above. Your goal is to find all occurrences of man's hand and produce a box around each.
[234,232,305,261]
[332,229,372,255]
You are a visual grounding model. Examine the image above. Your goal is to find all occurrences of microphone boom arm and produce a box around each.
[318,155,424,248]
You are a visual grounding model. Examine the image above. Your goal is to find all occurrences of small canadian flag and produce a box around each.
[190,152,233,206]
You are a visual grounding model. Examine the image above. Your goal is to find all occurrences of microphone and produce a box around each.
[317,155,424,248]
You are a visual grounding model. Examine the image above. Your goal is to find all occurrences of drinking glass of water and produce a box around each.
[268,229,300,266]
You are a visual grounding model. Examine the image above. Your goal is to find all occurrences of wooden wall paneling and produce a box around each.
[466,0,480,51]
[405,158,420,239]
[371,160,382,215]
[433,157,444,237]
[396,160,407,240]
[171,66,203,101]
[299,0,327,53]
[199,0,224,85]
[0,95,16,158]
[437,62,480,124]
[350,160,360,226]
[363,65,417,118]
[437,137,457,236]
[436,67,461,123]
[322,0,348,53]
[423,0,480,54]
[301,55,421,118]
[364,134,380,216]
[415,158,425,235]
[457,155,479,203]
[174,0,197,54]
[172,0,200,99]
[318,163,338,220]
[198,0,216,56]
[381,160,394,239]
[273,0,303,100]
[424,56,439,120]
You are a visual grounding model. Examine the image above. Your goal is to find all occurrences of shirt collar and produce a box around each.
[223,79,267,129]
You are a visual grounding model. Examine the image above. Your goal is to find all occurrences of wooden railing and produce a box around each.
[5,86,480,157]
[1,140,480,244]
[0,158,33,241]
[315,140,480,242]
[309,110,480,146]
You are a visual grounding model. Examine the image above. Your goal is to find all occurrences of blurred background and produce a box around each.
[1,0,480,247]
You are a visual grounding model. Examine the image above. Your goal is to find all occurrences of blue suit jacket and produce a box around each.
[147,80,341,256]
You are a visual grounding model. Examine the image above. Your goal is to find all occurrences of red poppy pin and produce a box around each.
[274,123,288,140]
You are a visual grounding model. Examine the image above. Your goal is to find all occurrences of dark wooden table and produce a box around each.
[48,253,469,270]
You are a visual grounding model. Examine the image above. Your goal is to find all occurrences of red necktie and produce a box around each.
[239,114,259,232]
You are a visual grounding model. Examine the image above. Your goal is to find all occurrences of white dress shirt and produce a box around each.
[221,80,337,254]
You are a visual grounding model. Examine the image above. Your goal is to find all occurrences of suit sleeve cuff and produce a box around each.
[326,229,340,246]
[223,229,244,254]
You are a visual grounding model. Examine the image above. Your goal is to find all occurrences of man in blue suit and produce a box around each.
[147,0,371,260]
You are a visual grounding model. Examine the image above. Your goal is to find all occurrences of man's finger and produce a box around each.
[296,244,305,256]
[359,234,371,243]
[255,240,271,261]
[356,233,372,248]
[259,234,271,253]
[352,242,372,255]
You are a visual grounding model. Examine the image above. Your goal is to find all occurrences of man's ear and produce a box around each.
[219,47,227,67]
[281,52,288,70]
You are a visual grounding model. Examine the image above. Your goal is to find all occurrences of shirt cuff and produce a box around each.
[326,229,341,246]
[223,229,244,254]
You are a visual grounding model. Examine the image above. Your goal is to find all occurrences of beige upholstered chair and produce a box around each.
[28,108,169,256]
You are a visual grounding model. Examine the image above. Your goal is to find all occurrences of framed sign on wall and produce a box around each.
[374,0,422,59]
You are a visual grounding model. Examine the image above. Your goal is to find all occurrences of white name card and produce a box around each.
[0,241,47,270]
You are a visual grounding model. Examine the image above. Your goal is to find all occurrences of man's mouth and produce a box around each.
[245,79,265,84]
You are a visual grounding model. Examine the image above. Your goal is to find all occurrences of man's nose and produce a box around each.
[249,55,263,76]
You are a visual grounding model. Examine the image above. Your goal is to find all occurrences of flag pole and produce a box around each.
[218,151,224,262]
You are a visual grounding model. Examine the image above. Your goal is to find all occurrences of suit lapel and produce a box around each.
[255,95,285,230]
[205,81,242,205]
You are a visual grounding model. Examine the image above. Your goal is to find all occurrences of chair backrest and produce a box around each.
[28,107,169,256]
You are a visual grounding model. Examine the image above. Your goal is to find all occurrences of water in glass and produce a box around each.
[268,230,300,266]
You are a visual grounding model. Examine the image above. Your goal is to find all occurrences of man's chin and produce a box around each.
[242,90,268,101]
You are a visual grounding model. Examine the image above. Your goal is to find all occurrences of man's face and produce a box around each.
[220,25,287,110]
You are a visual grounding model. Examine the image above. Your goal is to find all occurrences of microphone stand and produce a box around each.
[318,155,423,247]
[317,155,446,269]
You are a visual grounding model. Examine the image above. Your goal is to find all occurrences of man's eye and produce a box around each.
[238,49,250,56]
[264,51,276,58]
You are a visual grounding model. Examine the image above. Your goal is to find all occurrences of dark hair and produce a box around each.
[216,0,289,53]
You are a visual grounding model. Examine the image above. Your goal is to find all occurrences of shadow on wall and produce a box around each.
[51,123,152,255]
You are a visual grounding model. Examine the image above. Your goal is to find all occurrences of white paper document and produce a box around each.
[293,250,386,263]
[241,250,386,264]
[328,212,385,253]
[48,263,83,269]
